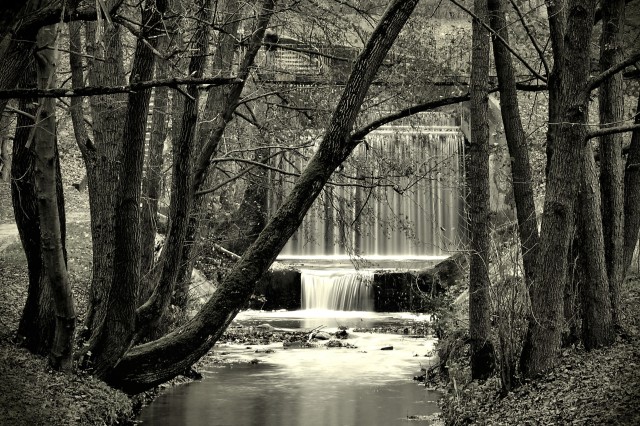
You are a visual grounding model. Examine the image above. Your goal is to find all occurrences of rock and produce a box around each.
[335,329,349,339]
[312,331,332,340]
[380,346,394,350]
[256,323,274,331]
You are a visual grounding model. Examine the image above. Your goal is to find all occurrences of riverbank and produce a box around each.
[438,279,640,425]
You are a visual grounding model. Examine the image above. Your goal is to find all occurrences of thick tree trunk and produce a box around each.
[468,0,494,381]
[623,93,640,277]
[106,0,420,393]
[521,0,597,378]
[80,22,127,346]
[12,71,55,355]
[578,142,614,349]
[0,36,36,118]
[135,0,210,339]
[598,0,625,330]
[488,0,539,285]
[33,25,76,370]
[89,0,165,377]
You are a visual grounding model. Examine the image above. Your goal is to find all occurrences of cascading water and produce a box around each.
[272,111,465,261]
[301,269,374,311]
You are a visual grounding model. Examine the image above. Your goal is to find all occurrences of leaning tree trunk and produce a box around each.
[598,0,625,330]
[468,0,494,381]
[33,25,76,370]
[106,0,420,393]
[521,0,597,378]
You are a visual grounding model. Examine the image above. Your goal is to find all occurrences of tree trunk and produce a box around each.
[468,0,494,381]
[33,25,76,370]
[0,104,14,181]
[578,142,614,349]
[135,0,210,339]
[106,0,420,393]
[226,148,270,255]
[521,0,597,378]
[0,36,36,117]
[89,0,165,377]
[174,0,267,308]
[80,22,127,345]
[12,68,55,355]
[623,93,640,277]
[488,0,539,285]
[140,0,181,284]
[598,0,625,330]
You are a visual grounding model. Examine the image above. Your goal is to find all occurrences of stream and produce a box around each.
[138,310,443,425]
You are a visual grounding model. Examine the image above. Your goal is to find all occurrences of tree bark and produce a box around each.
[106,0,420,393]
[33,25,76,370]
[578,142,614,349]
[598,0,625,330]
[0,36,36,116]
[139,0,181,302]
[79,22,127,346]
[136,0,210,339]
[0,105,13,181]
[175,0,268,308]
[488,0,539,285]
[521,0,597,378]
[623,93,640,277]
[468,0,495,381]
[12,67,56,355]
[89,0,166,377]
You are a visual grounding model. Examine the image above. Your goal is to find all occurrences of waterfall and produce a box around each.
[272,112,464,260]
[301,270,374,311]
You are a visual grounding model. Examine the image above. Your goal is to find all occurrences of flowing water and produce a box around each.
[301,269,375,311]
[274,114,465,260]
[138,311,442,426]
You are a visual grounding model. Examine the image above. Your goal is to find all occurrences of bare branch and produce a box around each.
[0,76,243,99]
[587,123,640,140]
[589,49,640,92]
[508,0,550,76]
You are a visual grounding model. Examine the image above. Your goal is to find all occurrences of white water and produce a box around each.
[301,269,374,311]
[274,114,464,259]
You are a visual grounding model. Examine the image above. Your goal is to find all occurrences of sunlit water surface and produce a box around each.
[138,310,442,426]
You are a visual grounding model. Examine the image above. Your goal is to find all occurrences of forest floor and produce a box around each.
[0,180,137,425]
[439,281,640,425]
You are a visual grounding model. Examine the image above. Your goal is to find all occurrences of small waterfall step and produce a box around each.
[301,269,374,311]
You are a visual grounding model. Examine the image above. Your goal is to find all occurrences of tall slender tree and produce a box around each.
[467,0,494,380]
[33,25,76,370]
